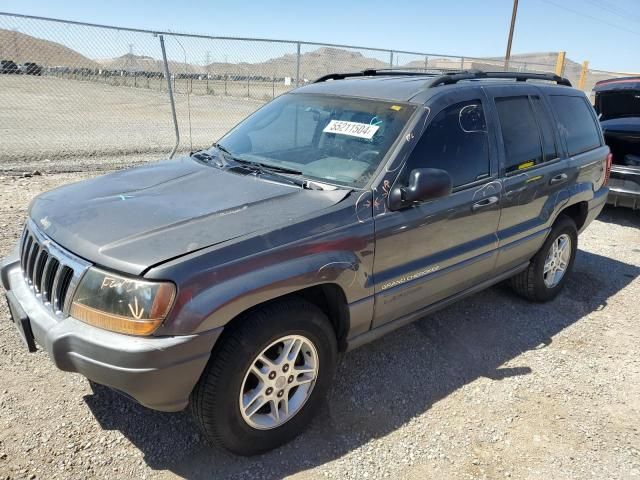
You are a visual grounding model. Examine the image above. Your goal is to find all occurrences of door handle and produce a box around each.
[549,173,568,185]
[472,196,499,211]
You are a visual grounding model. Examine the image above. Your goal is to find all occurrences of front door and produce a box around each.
[371,89,501,328]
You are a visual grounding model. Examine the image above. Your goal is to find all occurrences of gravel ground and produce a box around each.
[0,169,639,480]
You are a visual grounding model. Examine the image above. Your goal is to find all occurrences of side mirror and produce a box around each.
[388,168,452,211]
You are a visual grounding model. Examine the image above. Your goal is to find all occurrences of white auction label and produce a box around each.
[322,120,380,139]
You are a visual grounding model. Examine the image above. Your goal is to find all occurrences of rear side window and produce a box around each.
[549,95,601,156]
[404,100,490,188]
[495,96,543,173]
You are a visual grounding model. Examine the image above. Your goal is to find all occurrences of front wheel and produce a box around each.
[509,215,578,302]
[190,297,337,456]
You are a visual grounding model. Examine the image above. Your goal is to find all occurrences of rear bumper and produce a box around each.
[1,254,221,412]
[607,166,640,210]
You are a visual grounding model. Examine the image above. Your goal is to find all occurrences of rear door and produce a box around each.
[484,85,572,271]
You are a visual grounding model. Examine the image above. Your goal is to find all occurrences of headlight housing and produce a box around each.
[70,268,176,336]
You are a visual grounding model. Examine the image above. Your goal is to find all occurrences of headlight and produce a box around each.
[70,268,176,336]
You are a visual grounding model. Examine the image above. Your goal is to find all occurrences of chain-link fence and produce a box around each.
[0,11,635,170]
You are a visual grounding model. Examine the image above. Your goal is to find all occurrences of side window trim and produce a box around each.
[529,95,560,163]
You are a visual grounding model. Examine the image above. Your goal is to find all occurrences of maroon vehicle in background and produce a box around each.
[594,77,640,210]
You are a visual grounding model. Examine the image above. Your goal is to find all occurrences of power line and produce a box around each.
[542,0,640,36]
[583,0,640,24]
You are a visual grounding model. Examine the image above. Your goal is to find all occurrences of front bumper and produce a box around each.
[1,253,221,412]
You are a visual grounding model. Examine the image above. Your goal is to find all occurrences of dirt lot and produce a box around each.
[0,166,638,480]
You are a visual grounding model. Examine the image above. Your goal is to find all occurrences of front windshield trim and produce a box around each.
[215,92,419,191]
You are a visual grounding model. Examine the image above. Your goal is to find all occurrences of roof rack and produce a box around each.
[314,68,572,87]
[314,69,439,83]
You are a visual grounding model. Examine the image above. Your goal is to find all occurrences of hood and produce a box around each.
[29,158,349,275]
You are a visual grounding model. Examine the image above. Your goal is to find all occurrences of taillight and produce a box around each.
[604,152,613,185]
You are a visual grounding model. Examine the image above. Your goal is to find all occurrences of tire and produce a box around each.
[190,297,338,456]
[509,215,578,302]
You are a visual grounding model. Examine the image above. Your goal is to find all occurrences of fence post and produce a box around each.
[424,56,428,71]
[578,60,589,90]
[159,34,180,159]
[460,56,465,70]
[389,51,394,68]
[247,76,250,98]
[555,51,566,77]
[296,42,301,86]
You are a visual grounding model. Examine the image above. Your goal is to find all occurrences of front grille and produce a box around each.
[19,221,91,316]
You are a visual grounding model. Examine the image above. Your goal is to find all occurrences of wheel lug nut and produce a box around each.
[268,371,276,379]
[277,390,284,398]
[283,364,289,372]
[288,375,294,383]
[266,387,273,395]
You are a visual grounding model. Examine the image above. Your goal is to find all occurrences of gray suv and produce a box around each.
[2,69,609,455]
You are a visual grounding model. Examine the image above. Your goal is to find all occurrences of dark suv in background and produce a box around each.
[594,76,640,210]
[2,69,609,455]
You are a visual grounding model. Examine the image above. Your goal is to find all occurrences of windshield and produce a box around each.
[596,91,640,120]
[216,93,416,187]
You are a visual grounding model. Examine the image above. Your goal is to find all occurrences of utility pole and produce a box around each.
[504,0,519,71]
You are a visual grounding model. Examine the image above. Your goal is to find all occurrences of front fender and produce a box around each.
[150,219,375,335]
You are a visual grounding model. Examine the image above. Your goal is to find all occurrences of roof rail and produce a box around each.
[314,69,439,83]
[425,70,572,87]
[314,68,572,87]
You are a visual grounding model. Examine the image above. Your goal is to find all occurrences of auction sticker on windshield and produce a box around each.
[323,120,380,139]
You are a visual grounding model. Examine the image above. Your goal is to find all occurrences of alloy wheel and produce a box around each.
[239,335,319,430]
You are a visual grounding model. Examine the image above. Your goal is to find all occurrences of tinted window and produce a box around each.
[495,96,543,173]
[549,95,601,156]
[405,100,489,188]
[531,96,558,162]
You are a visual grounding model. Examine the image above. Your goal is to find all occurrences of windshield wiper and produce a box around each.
[209,144,307,187]
[232,158,303,175]
[231,158,307,187]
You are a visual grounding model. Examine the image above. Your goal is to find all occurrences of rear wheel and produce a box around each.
[190,297,337,456]
[509,215,578,302]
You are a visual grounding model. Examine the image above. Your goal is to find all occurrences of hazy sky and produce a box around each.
[0,0,638,72]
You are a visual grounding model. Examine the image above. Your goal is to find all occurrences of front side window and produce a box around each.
[403,100,490,188]
[218,93,416,187]
[549,95,602,156]
[495,96,543,173]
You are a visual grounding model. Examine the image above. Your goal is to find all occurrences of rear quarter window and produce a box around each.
[549,95,601,156]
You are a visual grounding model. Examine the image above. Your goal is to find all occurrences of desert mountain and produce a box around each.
[98,53,205,74]
[0,28,97,68]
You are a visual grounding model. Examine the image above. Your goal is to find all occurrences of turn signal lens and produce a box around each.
[70,268,175,336]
